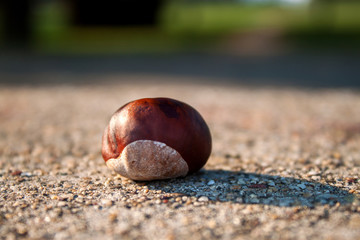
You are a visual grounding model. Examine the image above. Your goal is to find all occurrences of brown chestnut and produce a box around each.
[102,97,212,181]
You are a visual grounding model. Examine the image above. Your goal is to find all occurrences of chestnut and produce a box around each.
[102,97,212,181]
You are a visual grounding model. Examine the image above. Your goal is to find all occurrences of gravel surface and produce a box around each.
[0,76,359,240]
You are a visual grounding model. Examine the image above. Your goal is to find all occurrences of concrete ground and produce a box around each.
[0,74,359,240]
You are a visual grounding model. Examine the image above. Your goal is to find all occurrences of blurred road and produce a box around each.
[0,51,359,88]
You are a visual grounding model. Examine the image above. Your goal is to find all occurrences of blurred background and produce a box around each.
[0,0,359,87]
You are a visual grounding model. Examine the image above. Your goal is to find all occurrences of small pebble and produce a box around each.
[198,196,209,202]
[108,213,118,223]
[11,170,22,176]
[298,183,307,190]
[207,180,215,185]
[101,199,113,207]
[20,172,32,177]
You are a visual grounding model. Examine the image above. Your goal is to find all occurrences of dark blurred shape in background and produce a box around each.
[70,0,163,26]
[0,0,359,87]
[2,0,33,48]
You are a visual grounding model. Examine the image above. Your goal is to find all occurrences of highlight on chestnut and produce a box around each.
[102,97,212,181]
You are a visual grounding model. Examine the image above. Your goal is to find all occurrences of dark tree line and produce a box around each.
[0,0,357,48]
[0,0,163,48]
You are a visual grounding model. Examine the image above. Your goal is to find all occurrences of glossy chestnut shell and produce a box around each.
[102,97,212,179]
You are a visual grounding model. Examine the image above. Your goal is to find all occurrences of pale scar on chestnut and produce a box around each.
[102,97,212,181]
[106,140,188,181]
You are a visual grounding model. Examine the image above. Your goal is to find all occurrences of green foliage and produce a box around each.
[2,0,360,53]
[160,2,290,35]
